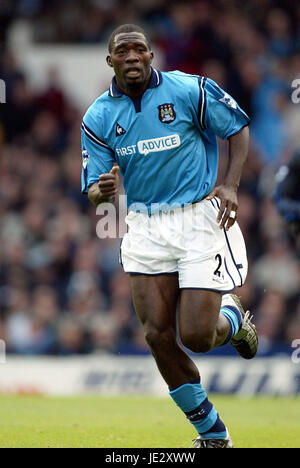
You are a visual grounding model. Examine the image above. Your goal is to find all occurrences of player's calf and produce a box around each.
[179,289,230,354]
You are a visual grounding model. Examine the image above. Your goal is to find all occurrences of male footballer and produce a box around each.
[81,24,258,448]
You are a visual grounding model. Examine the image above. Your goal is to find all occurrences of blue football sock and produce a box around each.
[220,305,242,345]
[169,378,227,439]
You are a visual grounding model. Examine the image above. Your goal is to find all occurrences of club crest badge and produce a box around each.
[158,103,176,124]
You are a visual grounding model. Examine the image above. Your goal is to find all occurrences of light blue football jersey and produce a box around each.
[81,68,249,213]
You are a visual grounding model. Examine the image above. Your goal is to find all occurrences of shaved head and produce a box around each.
[108,24,151,53]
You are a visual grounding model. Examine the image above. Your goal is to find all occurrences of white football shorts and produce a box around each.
[120,198,248,292]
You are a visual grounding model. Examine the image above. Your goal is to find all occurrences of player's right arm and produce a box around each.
[88,166,120,207]
[81,106,118,207]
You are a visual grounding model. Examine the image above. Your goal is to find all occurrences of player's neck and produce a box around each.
[116,71,152,99]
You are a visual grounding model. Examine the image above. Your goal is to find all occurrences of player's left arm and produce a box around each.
[206,126,249,231]
[202,78,250,231]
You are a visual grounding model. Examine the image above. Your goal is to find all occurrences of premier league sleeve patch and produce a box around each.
[219,92,237,109]
[158,103,176,123]
[82,149,90,169]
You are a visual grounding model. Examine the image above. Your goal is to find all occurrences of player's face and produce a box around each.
[107,32,154,91]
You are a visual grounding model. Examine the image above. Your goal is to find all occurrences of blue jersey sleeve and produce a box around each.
[202,78,250,140]
[81,106,115,193]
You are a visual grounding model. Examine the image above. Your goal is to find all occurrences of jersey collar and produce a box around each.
[108,67,162,98]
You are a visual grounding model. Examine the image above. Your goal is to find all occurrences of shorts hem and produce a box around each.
[180,286,235,293]
[124,271,178,276]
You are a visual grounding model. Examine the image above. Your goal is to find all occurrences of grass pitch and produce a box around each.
[0,394,299,448]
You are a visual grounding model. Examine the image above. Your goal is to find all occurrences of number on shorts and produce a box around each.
[214,254,222,277]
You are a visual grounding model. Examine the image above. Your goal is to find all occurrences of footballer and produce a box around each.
[81,24,258,448]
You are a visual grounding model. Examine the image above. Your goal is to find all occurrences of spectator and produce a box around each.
[255,290,287,351]
[251,233,299,297]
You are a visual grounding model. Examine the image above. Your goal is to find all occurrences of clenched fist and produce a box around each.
[98,165,120,198]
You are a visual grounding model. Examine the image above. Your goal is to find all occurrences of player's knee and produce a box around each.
[144,326,175,352]
[197,336,214,353]
[181,331,214,354]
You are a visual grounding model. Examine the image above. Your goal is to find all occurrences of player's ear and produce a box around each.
[149,51,154,63]
[106,55,113,68]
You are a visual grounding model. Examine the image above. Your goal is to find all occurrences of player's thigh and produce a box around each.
[178,288,222,343]
[130,273,179,335]
[178,199,247,291]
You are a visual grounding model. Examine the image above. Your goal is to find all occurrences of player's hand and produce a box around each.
[206,185,238,231]
[98,165,120,199]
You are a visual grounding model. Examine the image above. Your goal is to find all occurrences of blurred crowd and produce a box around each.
[0,0,299,356]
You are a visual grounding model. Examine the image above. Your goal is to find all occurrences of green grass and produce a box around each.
[0,394,299,448]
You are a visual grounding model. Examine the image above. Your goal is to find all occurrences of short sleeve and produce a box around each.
[81,110,114,193]
[200,78,250,140]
